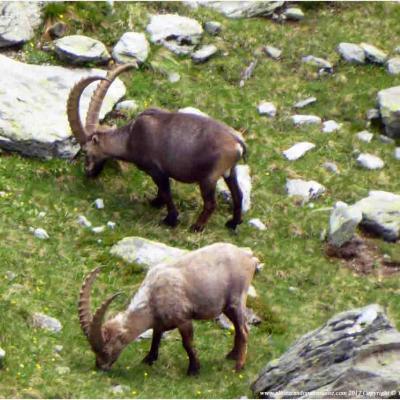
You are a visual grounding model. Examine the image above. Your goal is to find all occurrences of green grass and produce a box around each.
[1,2,400,398]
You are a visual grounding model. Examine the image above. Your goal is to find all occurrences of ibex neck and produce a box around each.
[101,126,131,160]
[121,307,154,344]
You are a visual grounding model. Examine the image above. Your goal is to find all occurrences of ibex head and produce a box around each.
[67,63,136,177]
[78,267,125,371]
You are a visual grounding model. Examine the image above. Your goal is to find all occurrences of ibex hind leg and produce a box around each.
[223,167,243,230]
[190,179,217,232]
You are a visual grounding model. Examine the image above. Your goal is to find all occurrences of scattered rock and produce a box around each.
[283,7,304,21]
[31,313,62,333]
[38,211,46,218]
[111,385,129,394]
[322,161,340,174]
[286,179,326,203]
[293,97,316,109]
[216,307,261,330]
[395,147,400,160]
[33,228,49,240]
[248,218,266,231]
[204,21,221,35]
[360,42,387,64]
[283,142,316,161]
[379,134,395,144]
[263,45,282,60]
[77,215,92,228]
[0,347,5,367]
[377,86,400,139]
[110,236,187,268]
[257,101,277,117]
[92,226,105,234]
[355,191,400,242]
[356,130,374,143]
[217,165,252,213]
[247,285,257,298]
[337,42,366,64]
[94,198,104,209]
[245,307,262,326]
[0,55,126,159]
[178,106,208,117]
[146,14,203,55]
[46,21,67,40]
[107,221,116,229]
[291,114,321,126]
[115,99,138,113]
[167,72,181,83]
[251,304,400,398]
[55,366,70,375]
[366,108,380,121]
[328,201,362,247]
[54,345,63,354]
[356,153,384,170]
[0,2,43,47]
[301,55,332,71]
[322,120,341,133]
[112,32,149,64]
[54,35,110,65]
[387,57,400,75]
[191,44,218,63]
[195,1,284,19]
[239,59,257,87]
[5,271,17,281]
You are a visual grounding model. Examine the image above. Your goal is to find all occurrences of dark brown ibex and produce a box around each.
[67,64,247,232]
[78,243,258,375]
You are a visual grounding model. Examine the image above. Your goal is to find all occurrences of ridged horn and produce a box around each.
[89,292,122,353]
[67,76,109,145]
[85,63,137,136]
[78,267,102,338]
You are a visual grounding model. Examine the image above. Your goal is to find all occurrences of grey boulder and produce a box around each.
[204,21,222,35]
[112,32,150,64]
[360,42,388,64]
[356,153,384,170]
[31,313,62,333]
[0,55,126,158]
[377,86,400,139]
[191,44,218,63]
[283,142,315,161]
[252,304,400,398]
[0,1,43,47]
[54,35,111,65]
[286,179,326,203]
[283,7,304,21]
[337,42,366,64]
[387,57,400,75]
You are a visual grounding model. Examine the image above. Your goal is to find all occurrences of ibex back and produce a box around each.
[67,64,247,232]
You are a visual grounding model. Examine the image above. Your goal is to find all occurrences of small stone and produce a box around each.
[0,347,5,367]
[31,313,62,333]
[337,42,365,64]
[328,201,362,247]
[283,142,316,161]
[55,366,70,375]
[178,106,208,117]
[54,345,63,354]
[301,55,332,71]
[357,153,384,170]
[360,43,387,64]
[216,314,233,330]
[107,221,116,229]
[111,385,129,394]
[291,115,322,126]
[33,228,49,240]
[204,21,221,35]
[47,21,67,39]
[191,44,218,63]
[263,45,282,60]
[395,147,400,160]
[366,108,380,120]
[5,271,16,281]
[257,101,276,117]
[379,135,395,144]
[168,72,181,83]
[283,7,304,21]
[112,32,149,64]
[356,130,374,143]
[0,191,6,197]
[248,218,266,230]
[377,85,400,139]
[94,198,104,209]
[286,179,326,203]
[322,162,340,174]
[288,286,298,292]
[77,215,92,228]
[293,97,316,109]
[245,308,262,326]
[38,211,46,218]
[115,100,138,113]
[387,57,400,75]
[322,120,341,133]
[247,285,257,298]
[92,226,105,234]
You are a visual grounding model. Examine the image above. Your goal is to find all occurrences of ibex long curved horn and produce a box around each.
[85,63,137,136]
[67,76,109,145]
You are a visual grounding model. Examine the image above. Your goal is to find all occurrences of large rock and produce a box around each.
[360,43,388,64]
[337,42,366,64]
[194,1,284,18]
[377,86,400,139]
[146,14,203,55]
[387,57,400,75]
[252,304,400,398]
[286,179,325,203]
[112,32,150,64]
[0,55,126,158]
[328,201,362,247]
[356,153,384,170]
[110,236,187,269]
[354,191,400,242]
[283,142,315,161]
[0,2,43,47]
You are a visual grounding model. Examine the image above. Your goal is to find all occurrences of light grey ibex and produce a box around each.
[78,243,258,375]
[67,64,247,232]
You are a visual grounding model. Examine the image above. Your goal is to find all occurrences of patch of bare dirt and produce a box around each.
[325,236,400,276]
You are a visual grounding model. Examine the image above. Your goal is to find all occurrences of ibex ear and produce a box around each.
[91,135,99,145]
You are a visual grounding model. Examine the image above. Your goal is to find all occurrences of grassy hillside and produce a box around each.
[1,2,399,398]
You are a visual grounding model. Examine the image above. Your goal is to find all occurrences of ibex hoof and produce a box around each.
[162,215,179,227]
[142,354,157,365]
[190,224,204,233]
[149,197,165,209]
[226,350,238,360]
[225,219,241,230]
[187,366,200,376]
